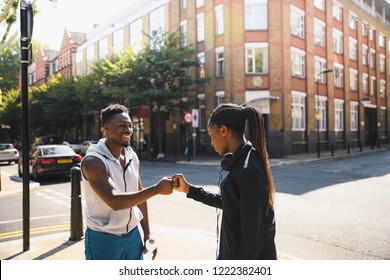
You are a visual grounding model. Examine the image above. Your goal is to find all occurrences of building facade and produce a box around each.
[32,0,390,158]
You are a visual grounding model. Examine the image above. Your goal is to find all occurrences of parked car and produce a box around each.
[62,141,81,154]
[0,143,19,164]
[80,140,98,156]
[18,144,82,181]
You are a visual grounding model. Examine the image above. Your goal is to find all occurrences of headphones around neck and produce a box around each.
[220,143,252,171]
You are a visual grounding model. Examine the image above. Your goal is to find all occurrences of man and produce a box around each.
[81,104,173,260]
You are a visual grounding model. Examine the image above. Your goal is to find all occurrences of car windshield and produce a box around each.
[0,144,13,150]
[41,146,75,156]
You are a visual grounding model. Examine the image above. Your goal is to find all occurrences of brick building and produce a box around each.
[36,0,390,157]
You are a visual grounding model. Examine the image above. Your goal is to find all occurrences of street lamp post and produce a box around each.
[316,69,333,158]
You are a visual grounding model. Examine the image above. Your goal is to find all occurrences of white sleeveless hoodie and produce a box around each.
[81,139,143,235]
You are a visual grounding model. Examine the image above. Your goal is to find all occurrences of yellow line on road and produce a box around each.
[0,224,73,240]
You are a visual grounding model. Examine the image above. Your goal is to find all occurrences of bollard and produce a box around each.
[69,166,83,241]
[331,143,334,156]
[347,142,350,154]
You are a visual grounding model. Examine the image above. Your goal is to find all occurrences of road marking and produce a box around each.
[0,214,71,225]
[0,224,76,240]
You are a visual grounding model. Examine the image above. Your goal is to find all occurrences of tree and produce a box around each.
[0,87,21,140]
[0,40,20,92]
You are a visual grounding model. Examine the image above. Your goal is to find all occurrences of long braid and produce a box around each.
[245,107,275,210]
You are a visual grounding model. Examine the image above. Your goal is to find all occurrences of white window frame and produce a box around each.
[349,68,358,91]
[245,42,269,74]
[314,0,325,11]
[334,99,344,132]
[379,33,385,48]
[181,0,187,10]
[290,5,305,38]
[362,73,369,94]
[333,62,344,88]
[379,54,385,73]
[216,46,224,77]
[369,27,376,41]
[348,12,357,30]
[113,28,124,54]
[86,44,95,74]
[245,0,268,30]
[291,91,306,131]
[197,52,205,79]
[362,45,368,65]
[332,1,343,21]
[370,76,376,96]
[315,95,327,131]
[314,56,327,84]
[370,49,376,69]
[196,0,204,8]
[150,6,165,34]
[130,18,143,53]
[380,80,386,98]
[350,101,359,131]
[197,13,205,42]
[362,22,368,36]
[98,37,108,61]
[314,18,326,47]
[333,28,343,54]
[180,20,188,46]
[216,91,226,106]
[215,4,224,36]
[349,37,357,61]
[290,47,306,78]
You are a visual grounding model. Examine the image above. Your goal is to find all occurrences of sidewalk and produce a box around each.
[0,145,388,260]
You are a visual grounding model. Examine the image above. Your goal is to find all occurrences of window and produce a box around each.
[216,91,226,106]
[334,99,344,131]
[315,95,327,131]
[333,28,343,54]
[379,54,385,73]
[197,52,205,79]
[180,21,187,46]
[198,94,206,131]
[381,108,387,132]
[245,0,268,30]
[76,50,83,76]
[215,5,224,35]
[369,28,375,41]
[349,68,358,91]
[150,6,165,34]
[349,37,357,61]
[113,28,124,54]
[370,76,376,96]
[362,45,368,65]
[291,91,306,131]
[130,18,143,53]
[197,13,205,42]
[216,47,224,77]
[181,0,187,10]
[291,47,306,78]
[99,37,108,60]
[380,80,386,98]
[362,73,369,94]
[332,1,342,21]
[314,56,327,83]
[348,13,357,30]
[290,5,305,38]
[86,44,94,74]
[370,49,376,69]
[362,22,368,36]
[379,33,385,47]
[196,0,204,8]
[314,18,326,47]
[350,102,359,131]
[245,43,269,74]
[333,63,344,88]
[314,0,325,11]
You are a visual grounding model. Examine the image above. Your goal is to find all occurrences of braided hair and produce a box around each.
[209,103,275,209]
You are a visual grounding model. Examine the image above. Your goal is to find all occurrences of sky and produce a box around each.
[32,0,138,50]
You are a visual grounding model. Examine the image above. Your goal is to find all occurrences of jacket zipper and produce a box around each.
[123,155,132,235]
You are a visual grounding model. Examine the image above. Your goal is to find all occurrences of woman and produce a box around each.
[173,103,277,260]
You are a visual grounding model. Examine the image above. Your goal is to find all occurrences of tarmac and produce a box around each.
[0,145,388,260]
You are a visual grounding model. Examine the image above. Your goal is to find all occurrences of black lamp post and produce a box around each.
[316,69,333,158]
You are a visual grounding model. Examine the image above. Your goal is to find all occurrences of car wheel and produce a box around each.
[32,167,40,182]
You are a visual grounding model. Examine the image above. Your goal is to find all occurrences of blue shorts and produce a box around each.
[85,227,143,260]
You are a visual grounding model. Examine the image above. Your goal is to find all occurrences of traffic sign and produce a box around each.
[192,109,199,128]
[184,112,192,123]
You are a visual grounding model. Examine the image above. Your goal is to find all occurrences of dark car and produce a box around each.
[18,144,82,181]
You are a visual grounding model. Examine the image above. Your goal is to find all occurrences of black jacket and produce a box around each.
[187,144,277,260]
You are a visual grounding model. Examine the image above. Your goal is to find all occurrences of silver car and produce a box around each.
[0,143,19,164]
